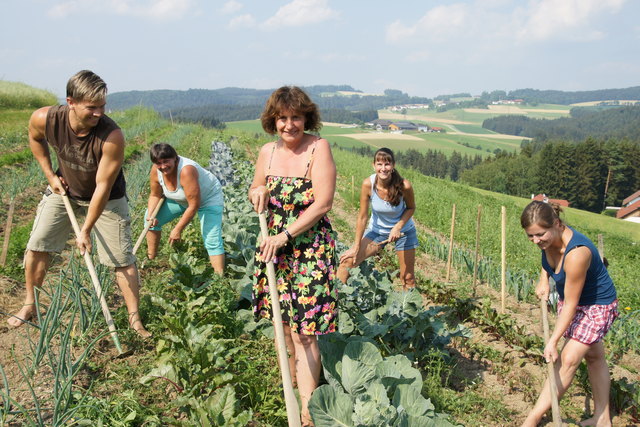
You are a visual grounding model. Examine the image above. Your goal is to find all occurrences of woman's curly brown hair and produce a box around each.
[261,86,322,135]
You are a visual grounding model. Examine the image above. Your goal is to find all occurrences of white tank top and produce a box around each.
[157,156,223,207]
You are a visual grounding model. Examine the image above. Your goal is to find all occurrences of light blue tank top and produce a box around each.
[157,156,223,207]
[367,174,415,234]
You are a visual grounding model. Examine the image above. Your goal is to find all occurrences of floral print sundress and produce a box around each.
[252,142,338,335]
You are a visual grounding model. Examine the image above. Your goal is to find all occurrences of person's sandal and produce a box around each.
[128,311,152,338]
[7,303,36,327]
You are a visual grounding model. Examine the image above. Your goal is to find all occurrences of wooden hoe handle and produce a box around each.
[540,297,562,426]
[62,194,123,354]
[258,212,301,427]
[133,196,165,255]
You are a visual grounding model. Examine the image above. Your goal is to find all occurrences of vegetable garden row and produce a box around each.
[1,106,639,425]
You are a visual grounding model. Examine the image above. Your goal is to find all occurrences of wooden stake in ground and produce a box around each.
[258,212,301,427]
[351,175,355,201]
[446,203,456,282]
[133,196,165,255]
[0,197,15,267]
[540,297,562,426]
[61,194,123,354]
[501,206,506,313]
[472,204,482,296]
[597,234,604,261]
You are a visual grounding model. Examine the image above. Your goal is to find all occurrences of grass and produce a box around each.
[0,81,58,109]
[225,119,520,157]
[331,147,640,308]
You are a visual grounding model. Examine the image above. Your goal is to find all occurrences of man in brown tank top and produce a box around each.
[7,70,150,338]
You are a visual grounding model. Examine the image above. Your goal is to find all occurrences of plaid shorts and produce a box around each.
[558,299,619,345]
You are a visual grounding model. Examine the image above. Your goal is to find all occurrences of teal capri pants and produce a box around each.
[146,199,224,256]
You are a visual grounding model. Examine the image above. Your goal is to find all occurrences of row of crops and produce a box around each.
[1,104,639,424]
[1,111,471,425]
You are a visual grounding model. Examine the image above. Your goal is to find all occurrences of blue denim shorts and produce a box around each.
[364,227,418,251]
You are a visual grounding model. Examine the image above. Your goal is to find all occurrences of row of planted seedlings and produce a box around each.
[331,147,640,421]
[0,247,121,425]
[416,207,640,419]
[0,110,188,425]
[335,145,640,358]
[106,131,470,425]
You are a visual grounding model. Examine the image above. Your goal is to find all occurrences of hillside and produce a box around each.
[1,99,638,425]
[106,85,431,114]
[482,105,640,143]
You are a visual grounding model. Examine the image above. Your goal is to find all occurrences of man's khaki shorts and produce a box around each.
[26,190,136,267]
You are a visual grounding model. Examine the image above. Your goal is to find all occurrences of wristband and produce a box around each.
[284,229,293,241]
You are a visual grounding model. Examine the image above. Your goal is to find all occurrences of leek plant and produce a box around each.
[1,251,112,425]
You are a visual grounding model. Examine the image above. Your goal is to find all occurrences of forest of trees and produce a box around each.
[161,105,378,127]
[460,138,640,212]
[162,104,263,127]
[345,146,483,182]
[107,85,431,115]
[507,86,640,105]
[482,106,640,144]
[321,109,378,124]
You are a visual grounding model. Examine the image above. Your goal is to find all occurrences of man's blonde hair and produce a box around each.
[66,70,107,102]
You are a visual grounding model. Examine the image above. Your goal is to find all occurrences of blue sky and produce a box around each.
[2,0,639,98]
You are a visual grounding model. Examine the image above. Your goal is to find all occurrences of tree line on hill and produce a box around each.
[460,138,640,212]
[482,106,640,144]
[344,146,483,182]
[507,87,640,105]
[161,105,379,128]
[108,86,429,116]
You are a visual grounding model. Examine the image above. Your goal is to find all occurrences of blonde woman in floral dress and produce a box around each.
[248,86,338,426]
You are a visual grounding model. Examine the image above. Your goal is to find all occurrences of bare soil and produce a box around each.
[330,187,639,427]
[0,178,638,426]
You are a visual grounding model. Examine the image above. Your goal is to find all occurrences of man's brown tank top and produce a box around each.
[45,105,126,201]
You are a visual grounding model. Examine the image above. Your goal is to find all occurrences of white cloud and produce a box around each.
[385,0,628,47]
[221,0,243,15]
[261,0,339,30]
[228,14,256,29]
[48,0,192,20]
[517,0,627,41]
[386,3,470,43]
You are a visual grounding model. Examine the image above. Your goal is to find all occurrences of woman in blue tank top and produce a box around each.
[520,201,618,427]
[337,148,417,289]
[143,143,225,273]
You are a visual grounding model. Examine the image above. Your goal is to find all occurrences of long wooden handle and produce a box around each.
[0,197,15,266]
[258,212,301,427]
[133,197,165,255]
[62,194,123,354]
[375,232,405,246]
[540,297,562,426]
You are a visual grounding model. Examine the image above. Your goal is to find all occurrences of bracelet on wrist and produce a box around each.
[284,229,293,241]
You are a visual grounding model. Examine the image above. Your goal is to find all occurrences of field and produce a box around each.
[1,83,639,426]
[227,116,524,158]
[226,102,572,158]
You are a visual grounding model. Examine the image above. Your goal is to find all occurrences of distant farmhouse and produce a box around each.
[389,122,419,132]
[491,99,524,105]
[368,119,442,133]
[388,104,430,112]
[616,190,640,222]
[531,194,570,207]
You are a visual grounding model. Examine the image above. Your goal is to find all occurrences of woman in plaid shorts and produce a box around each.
[520,201,618,427]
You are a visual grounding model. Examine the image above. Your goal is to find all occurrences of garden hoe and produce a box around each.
[258,211,301,427]
[133,196,165,255]
[540,297,562,426]
[62,194,123,355]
